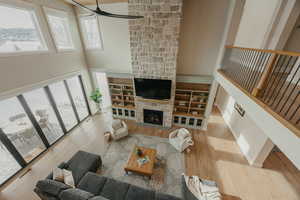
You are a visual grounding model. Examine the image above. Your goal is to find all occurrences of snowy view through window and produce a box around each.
[0,5,46,53]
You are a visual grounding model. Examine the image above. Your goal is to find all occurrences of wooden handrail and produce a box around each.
[225,45,300,57]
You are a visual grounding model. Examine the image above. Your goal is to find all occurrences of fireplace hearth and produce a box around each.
[143,109,163,126]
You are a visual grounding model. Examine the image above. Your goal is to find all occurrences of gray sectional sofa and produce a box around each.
[34,150,194,200]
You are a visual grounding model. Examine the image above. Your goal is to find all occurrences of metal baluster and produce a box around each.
[275,64,300,109]
[287,91,300,119]
[270,57,298,107]
[262,56,286,101]
[279,76,300,113]
[249,53,271,94]
[267,56,294,105]
[245,51,260,91]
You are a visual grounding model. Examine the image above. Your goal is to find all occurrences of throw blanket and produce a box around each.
[183,174,221,200]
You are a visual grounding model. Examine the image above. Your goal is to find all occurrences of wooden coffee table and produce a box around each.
[124,146,157,179]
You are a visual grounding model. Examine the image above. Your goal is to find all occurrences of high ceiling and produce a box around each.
[63,0,127,5]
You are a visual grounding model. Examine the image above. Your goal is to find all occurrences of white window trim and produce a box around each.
[43,7,75,52]
[0,0,49,57]
[79,15,104,51]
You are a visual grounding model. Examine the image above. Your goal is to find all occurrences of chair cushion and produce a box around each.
[100,178,130,200]
[125,185,155,200]
[59,188,94,200]
[156,193,182,200]
[78,172,108,195]
[36,179,71,197]
[112,119,122,130]
[67,151,101,185]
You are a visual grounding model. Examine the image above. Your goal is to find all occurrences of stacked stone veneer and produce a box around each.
[128,0,183,127]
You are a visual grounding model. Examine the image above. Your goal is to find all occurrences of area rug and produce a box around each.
[100,134,184,197]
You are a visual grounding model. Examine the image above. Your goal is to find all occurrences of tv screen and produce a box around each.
[134,78,172,100]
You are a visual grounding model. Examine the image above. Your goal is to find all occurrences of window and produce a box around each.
[66,77,89,121]
[23,88,64,145]
[80,16,103,50]
[49,81,78,131]
[44,8,74,50]
[0,97,46,163]
[0,3,47,54]
[0,141,21,185]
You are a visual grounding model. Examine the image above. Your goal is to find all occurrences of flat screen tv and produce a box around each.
[134,78,172,100]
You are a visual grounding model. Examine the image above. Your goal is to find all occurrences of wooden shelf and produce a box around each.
[173,111,204,118]
[109,77,136,110]
[112,104,135,110]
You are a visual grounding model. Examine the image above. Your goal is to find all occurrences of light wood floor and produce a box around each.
[0,108,299,200]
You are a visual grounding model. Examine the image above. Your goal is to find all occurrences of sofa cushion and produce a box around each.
[78,172,107,195]
[156,193,182,200]
[90,196,109,200]
[100,178,130,200]
[66,151,101,185]
[36,179,71,197]
[125,185,155,200]
[59,188,94,200]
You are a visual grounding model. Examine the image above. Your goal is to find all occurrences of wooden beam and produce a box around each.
[63,0,128,5]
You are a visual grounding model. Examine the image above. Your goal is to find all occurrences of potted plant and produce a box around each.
[90,89,102,114]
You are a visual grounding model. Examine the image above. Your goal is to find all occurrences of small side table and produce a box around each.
[104,132,112,142]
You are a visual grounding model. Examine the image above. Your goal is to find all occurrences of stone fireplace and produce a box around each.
[144,109,163,126]
[129,0,183,127]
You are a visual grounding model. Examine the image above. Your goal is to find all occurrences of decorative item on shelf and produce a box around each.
[234,103,245,117]
[192,111,198,115]
[135,147,143,157]
[90,88,102,114]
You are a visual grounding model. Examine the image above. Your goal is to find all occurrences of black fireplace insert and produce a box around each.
[143,109,163,126]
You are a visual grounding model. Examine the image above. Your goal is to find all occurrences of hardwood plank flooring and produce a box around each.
[0,107,299,200]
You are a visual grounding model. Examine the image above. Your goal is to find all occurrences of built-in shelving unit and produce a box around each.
[173,82,210,129]
[108,77,136,120]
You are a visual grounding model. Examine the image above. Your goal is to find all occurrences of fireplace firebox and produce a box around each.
[143,109,163,126]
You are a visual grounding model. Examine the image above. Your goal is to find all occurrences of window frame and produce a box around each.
[0,74,91,187]
[0,1,49,56]
[43,7,75,52]
[79,15,104,50]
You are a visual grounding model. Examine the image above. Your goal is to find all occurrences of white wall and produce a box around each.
[76,3,132,73]
[234,0,282,48]
[284,14,300,52]
[215,85,274,166]
[215,71,300,169]
[0,0,94,103]
[177,0,231,76]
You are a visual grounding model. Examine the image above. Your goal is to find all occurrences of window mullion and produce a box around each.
[17,95,50,148]
[0,129,27,167]
[78,75,92,116]
[44,86,67,134]
[63,80,80,123]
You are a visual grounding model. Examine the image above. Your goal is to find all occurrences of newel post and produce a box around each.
[252,53,278,97]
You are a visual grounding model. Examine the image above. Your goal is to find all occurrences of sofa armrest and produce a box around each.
[36,179,71,197]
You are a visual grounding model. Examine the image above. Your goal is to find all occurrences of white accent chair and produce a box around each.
[169,128,194,152]
[111,119,128,140]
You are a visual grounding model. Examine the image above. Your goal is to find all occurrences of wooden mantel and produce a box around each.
[63,0,127,5]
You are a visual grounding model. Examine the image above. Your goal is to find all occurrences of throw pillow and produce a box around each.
[53,167,64,182]
[63,169,75,188]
